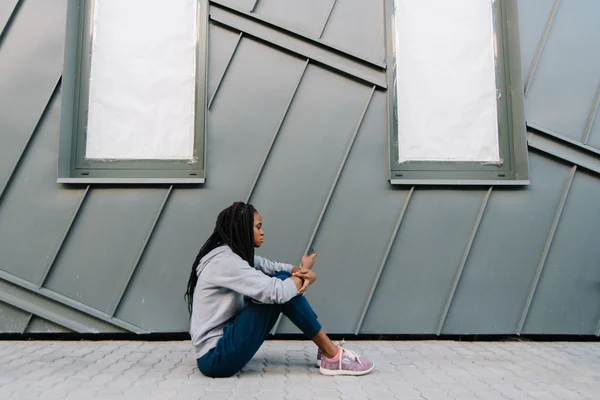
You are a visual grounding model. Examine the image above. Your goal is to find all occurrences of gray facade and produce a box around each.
[0,0,599,336]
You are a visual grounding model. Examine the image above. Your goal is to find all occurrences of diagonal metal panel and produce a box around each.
[523,168,600,335]
[210,6,386,88]
[0,300,30,333]
[355,187,413,335]
[523,0,560,95]
[250,64,373,279]
[252,0,336,39]
[26,316,70,333]
[437,188,492,335]
[527,128,600,175]
[443,153,572,334]
[518,165,576,334]
[110,186,174,317]
[115,36,308,331]
[274,85,375,334]
[517,0,557,82]
[318,0,337,39]
[0,0,67,202]
[38,186,90,288]
[277,90,411,334]
[207,26,243,107]
[0,278,123,333]
[211,1,385,69]
[0,78,60,206]
[0,0,21,42]
[584,85,600,146]
[247,59,310,203]
[0,87,88,285]
[361,190,487,334]
[320,0,385,65]
[525,0,600,143]
[44,188,170,315]
[0,269,145,333]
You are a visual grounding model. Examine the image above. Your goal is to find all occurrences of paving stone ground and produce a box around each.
[0,340,598,399]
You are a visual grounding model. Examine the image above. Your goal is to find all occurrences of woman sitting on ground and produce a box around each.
[185,201,374,378]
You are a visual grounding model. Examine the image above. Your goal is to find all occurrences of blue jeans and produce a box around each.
[197,271,322,378]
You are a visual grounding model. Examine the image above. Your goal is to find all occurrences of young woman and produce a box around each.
[185,202,374,378]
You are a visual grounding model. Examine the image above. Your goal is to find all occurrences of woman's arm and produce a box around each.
[254,255,294,275]
[203,256,303,304]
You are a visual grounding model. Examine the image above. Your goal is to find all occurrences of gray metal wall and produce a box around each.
[0,0,599,336]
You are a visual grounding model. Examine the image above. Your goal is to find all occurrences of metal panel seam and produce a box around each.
[524,0,560,96]
[354,187,415,335]
[208,32,243,109]
[250,0,258,13]
[109,186,174,317]
[0,285,93,333]
[38,185,90,288]
[583,85,600,144]
[246,59,310,203]
[20,313,33,334]
[527,131,600,175]
[0,269,148,333]
[517,165,576,334]
[0,0,23,47]
[209,6,387,88]
[436,187,493,335]
[0,77,61,207]
[318,0,337,39]
[210,0,386,69]
[302,86,376,257]
[271,85,376,335]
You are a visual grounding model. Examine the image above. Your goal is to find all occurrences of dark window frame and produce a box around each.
[385,0,530,185]
[58,0,208,184]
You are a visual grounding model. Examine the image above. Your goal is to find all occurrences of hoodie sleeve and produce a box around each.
[203,254,298,304]
[254,255,294,276]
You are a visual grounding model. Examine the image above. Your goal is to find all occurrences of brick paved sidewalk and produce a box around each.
[0,340,598,399]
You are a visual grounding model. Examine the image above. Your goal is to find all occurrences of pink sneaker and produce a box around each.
[316,340,345,367]
[319,348,374,376]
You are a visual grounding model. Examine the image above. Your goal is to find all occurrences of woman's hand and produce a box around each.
[300,252,317,270]
[293,269,317,294]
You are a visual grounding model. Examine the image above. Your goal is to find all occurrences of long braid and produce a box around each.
[184,202,256,314]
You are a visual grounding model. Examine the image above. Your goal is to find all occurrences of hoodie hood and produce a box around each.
[196,245,230,276]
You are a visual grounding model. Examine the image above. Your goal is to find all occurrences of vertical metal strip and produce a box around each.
[0,78,61,207]
[436,187,492,336]
[38,185,90,288]
[303,86,375,256]
[583,85,600,145]
[318,0,338,39]
[517,166,576,334]
[246,59,309,204]
[109,186,174,317]
[354,187,415,335]
[250,0,259,13]
[208,32,243,109]
[0,0,22,46]
[524,0,560,96]
[596,316,600,337]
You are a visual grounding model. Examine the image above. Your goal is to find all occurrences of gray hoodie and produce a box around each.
[189,245,298,358]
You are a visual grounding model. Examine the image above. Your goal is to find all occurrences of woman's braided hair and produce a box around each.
[184,202,256,313]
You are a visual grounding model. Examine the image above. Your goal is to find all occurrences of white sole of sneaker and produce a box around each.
[318,362,375,376]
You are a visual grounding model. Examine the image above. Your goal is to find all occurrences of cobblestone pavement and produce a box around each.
[0,340,598,399]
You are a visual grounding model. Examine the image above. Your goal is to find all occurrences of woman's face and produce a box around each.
[253,212,264,248]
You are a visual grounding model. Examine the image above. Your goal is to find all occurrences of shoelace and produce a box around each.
[338,348,363,370]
